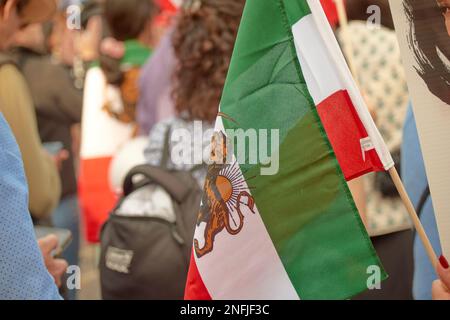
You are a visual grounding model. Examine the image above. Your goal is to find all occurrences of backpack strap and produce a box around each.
[160,124,172,169]
[123,164,191,203]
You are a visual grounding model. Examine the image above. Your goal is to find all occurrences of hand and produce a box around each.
[51,150,69,171]
[432,255,450,300]
[38,235,69,288]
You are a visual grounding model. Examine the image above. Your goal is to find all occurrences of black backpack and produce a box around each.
[99,152,204,300]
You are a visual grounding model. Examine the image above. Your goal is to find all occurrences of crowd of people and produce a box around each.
[0,0,449,300]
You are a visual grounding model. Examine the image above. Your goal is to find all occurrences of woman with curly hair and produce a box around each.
[145,0,245,186]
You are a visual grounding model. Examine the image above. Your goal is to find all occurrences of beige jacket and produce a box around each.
[0,63,61,219]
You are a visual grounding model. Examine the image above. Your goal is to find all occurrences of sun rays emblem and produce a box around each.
[217,164,250,215]
[194,131,256,259]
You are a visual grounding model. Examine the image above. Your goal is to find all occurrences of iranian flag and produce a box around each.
[185,0,394,300]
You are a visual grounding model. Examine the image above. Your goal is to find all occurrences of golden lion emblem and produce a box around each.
[194,131,255,258]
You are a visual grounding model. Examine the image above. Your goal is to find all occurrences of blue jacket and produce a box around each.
[402,106,442,300]
[0,112,61,300]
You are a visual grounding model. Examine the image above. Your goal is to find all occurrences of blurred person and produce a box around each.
[337,21,414,300]
[0,0,62,222]
[79,0,157,242]
[0,112,67,300]
[11,22,83,299]
[49,7,77,67]
[46,1,88,92]
[137,24,176,136]
[145,0,245,186]
[0,0,66,300]
[136,0,180,136]
[69,0,106,90]
[433,255,450,300]
[70,1,106,165]
[78,0,105,64]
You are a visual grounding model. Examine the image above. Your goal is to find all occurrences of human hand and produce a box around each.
[38,235,69,288]
[432,255,450,300]
[51,150,69,171]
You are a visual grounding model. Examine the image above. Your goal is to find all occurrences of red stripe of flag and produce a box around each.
[184,253,212,300]
[316,90,385,181]
[78,157,117,243]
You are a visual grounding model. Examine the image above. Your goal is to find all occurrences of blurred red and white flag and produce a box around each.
[79,67,135,242]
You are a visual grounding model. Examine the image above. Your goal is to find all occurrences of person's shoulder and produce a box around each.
[0,63,28,94]
[0,63,21,79]
[149,117,178,137]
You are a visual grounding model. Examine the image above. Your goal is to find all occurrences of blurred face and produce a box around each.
[437,0,450,36]
[0,0,22,50]
[78,15,103,62]
[49,13,77,66]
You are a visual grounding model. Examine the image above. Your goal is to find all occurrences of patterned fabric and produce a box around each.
[144,117,214,187]
[0,113,61,300]
[337,21,412,236]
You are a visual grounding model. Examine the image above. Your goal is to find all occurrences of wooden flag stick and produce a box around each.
[389,168,438,268]
[334,0,439,268]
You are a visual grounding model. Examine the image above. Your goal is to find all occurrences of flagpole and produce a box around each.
[334,0,358,78]
[389,168,438,268]
[334,0,439,268]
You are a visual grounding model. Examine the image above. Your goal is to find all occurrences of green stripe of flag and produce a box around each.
[221,0,386,300]
[281,0,311,26]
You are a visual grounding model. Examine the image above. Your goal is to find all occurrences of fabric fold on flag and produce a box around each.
[290,0,394,181]
[185,0,390,300]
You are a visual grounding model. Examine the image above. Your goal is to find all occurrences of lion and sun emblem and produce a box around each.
[194,130,256,259]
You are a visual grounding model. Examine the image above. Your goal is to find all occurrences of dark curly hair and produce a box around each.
[172,0,245,122]
[101,0,157,85]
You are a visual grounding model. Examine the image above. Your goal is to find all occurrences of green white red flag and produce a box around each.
[185,0,393,300]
